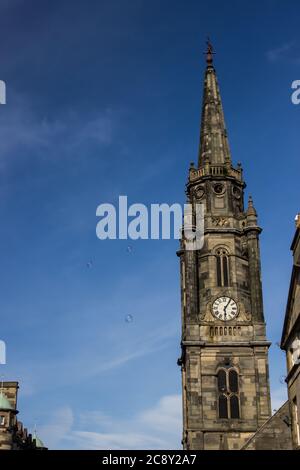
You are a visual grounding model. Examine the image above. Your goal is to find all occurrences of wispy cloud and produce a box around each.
[266,41,300,64]
[0,0,23,10]
[8,316,178,396]
[40,394,182,449]
[39,389,288,449]
[0,92,115,169]
[138,394,182,434]
[39,406,74,449]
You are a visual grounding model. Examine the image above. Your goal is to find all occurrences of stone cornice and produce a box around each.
[181,340,271,348]
[243,225,262,235]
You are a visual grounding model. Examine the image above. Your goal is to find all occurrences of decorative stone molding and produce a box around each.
[212,217,229,227]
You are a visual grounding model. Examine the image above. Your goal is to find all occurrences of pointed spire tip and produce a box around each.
[247,196,257,217]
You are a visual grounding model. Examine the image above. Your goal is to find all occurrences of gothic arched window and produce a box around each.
[217,369,227,393]
[217,368,240,419]
[229,369,238,392]
[215,248,230,287]
[230,395,240,419]
[218,394,228,419]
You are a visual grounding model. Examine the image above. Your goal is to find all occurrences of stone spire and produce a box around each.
[246,195,259,227]
[198,40,231,167]
[246,195,257,218]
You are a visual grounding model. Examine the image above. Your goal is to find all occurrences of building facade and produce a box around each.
[281,214,300,450]
[0,381,46,450]
[177,44,273,450]
[242,401,292,450]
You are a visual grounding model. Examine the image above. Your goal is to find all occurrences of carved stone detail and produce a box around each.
[212,216,229,227]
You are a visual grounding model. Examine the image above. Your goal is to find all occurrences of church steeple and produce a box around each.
[198,40,231,167]
[178,43,272,451]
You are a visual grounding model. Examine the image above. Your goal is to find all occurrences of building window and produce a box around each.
[219,394,228,419]
[217,368,240,419]
[293,397,300,446]
[230,395,240,419]
[215,249,230,287]
[229,369,238,392]
[290,334,300,367]
[0,415,5,426]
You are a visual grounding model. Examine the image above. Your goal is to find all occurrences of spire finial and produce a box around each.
[205,37,215,65]
[247,195,257,217]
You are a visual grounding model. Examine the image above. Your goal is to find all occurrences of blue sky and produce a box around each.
[0,0,299,449]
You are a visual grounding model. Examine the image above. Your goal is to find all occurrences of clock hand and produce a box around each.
[223,299,231,320]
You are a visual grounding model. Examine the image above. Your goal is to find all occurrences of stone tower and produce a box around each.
[177,42,272,450]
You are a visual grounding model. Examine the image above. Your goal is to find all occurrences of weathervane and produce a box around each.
[205,36,215,65]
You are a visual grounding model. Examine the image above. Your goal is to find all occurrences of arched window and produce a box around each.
[230,395,240,419]
[217,367,240,419]
[217,369,227,393]
[229,369,238,393]
[215,248,230,287]
[219,395,228,419]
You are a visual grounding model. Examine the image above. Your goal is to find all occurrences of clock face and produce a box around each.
[212,297,238,321]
